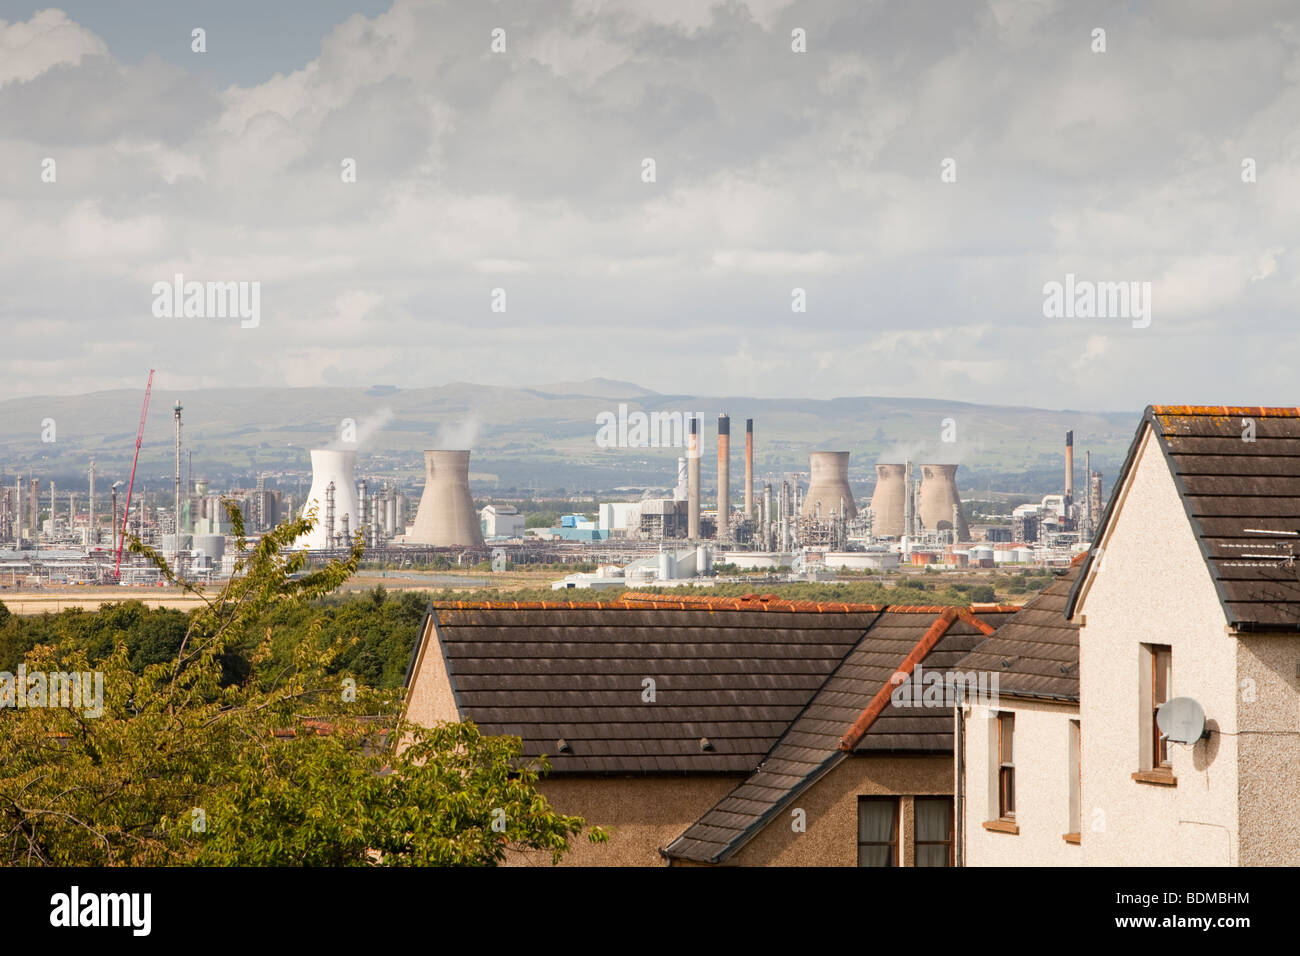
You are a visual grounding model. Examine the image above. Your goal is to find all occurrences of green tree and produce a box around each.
[0,503,603,866]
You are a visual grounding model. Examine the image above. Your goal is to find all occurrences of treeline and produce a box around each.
[0,587,428,691]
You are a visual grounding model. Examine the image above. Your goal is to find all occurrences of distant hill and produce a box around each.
[0,381,1139,498]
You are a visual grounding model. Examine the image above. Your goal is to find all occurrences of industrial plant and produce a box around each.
[0,382,1103,591]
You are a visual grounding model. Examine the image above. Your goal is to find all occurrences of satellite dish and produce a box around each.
[490,549,507,573]
[1157,697,1208,744]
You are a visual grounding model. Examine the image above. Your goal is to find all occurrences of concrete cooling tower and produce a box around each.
[869,464,906,537]
[407,450,485,547]
[300,449,360,550]
[918,464,970,540]
[801,451,858,520]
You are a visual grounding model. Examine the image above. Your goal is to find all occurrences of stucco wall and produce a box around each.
[1236,633,1300,865]
[725,753,953,866]
[506,776,740,866]
[962,698,1081,866]
[1077,426,1239,866]
[402,616,459,729]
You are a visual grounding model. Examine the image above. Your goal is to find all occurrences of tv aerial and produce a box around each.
[1224,528,1300,568]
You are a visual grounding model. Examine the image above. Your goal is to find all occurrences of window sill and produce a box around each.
[1131,768,1177,787]
[982,818,1019,835]
[1062,832,1081,845]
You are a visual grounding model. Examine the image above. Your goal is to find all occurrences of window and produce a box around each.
[1067,719,1081,838]
[1140,644,1172,771]
[914,797,954,867]
[998,712,1015,819]
[1152,646,1171,767]
[857,797,899,867]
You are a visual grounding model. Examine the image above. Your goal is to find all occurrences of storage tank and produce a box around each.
[192,534,225,563]
[869,464,906,537]
[406,450,486,547]
[658,551,676,581]
[917,464,970,541]
[801,451,858,520]
[299,450,360,550]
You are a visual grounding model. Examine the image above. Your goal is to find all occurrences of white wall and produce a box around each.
[962,698,1081,866]
[1076,426,1239,866]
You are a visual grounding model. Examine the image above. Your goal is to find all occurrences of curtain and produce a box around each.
[857,799,897,867]
[914,798,952,867]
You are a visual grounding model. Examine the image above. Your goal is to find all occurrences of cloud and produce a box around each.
[1,1,1299,412]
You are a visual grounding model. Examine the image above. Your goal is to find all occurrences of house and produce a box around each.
[401,592,1016,865]
[953,558,1082,866]
[958,405,1300,866]
[1066,405,1300,865]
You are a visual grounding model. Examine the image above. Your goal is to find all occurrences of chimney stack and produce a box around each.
[1065,430,1075,520]
[744,418,754,520]
[688,417,701,539]
[717,414,730,540]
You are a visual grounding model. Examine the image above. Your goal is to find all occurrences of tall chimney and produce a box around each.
[717,414,730,541]
[1065,430,1075,520]
[1084,449,1091,537]
[173,400,183,570]
[903,460,915,537]
[88,460,96,546]
[687,417,701,539]
[744,418,754,519]
[763,481,773,551]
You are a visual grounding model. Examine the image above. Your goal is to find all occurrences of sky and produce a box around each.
[0,0,1297,410]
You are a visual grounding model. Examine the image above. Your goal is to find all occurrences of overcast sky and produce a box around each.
[0,0,1296,411]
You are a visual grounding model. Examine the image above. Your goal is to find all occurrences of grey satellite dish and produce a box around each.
[490,549,508,573]
[1157,697,1209,744]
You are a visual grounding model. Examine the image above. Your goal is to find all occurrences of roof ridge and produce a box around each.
[837,608,959,752]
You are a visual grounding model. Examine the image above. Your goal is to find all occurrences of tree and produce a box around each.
[0,502,604,866]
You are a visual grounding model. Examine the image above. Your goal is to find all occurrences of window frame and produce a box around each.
[856,796,900,867]
[913,796,955,867]
[997,711,1015,820]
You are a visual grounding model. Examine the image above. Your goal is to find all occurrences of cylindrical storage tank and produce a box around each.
[802,452,858,520]
[917,464,970,541]
[192,534,225,563]
[299,450,361,550]
[406,450,486,547]
[696,545,713,574]
[658,551,676,581]
[869,464,906,537]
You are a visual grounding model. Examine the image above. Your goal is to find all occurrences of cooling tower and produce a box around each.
[869,464,906,537]
[917,464,970,540]
[299,449,361,550]
[407,450,485,547]
[801,452,858,520]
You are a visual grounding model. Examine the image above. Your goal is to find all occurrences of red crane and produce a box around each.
[115,369,154,579]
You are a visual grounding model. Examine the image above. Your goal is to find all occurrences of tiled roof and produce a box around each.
[660,606,1015,864]
[1067,405,1300,631]
[954,557,1083,701]
[423,603,884,774]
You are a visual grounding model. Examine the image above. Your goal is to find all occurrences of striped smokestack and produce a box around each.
[688,417,701,539]
[717,414,730,540]
[1065,430,1075,518]
[744,418,754,519]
